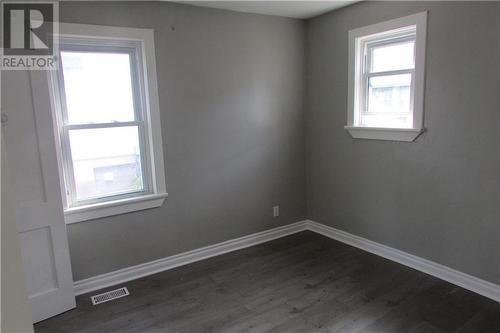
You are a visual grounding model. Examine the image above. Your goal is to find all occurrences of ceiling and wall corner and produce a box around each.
[59,0,362,19]
[169,1,361,19]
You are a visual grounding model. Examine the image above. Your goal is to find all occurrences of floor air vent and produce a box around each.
[91,287,130,305]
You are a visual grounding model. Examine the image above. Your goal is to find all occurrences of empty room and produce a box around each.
[1,1,499,332]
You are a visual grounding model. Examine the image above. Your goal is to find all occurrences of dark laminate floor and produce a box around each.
[35,231,500,333]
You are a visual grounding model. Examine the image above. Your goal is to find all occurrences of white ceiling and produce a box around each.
[172,1,360,19]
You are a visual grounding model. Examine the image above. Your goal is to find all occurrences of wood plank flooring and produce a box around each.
[35,231,500,333]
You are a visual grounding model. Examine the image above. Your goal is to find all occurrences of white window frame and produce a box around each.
[345,12,428,142]
[48,23,167,223]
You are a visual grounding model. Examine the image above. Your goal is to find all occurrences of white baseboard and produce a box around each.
[306,220,500,303]
[74,220,308,295]
[74,219,500,304]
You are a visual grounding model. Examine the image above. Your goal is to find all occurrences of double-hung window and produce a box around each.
[346,12,427,141]
[50,23,167,223]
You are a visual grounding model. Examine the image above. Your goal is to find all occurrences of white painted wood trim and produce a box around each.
[65,193,168,224]
[74,219,500,304]
[344,126,424,142]
[306,220,500,303]
[74,221,308,295]
[47,22,167,223]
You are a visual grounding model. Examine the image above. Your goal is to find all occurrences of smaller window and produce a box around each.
[50,23,167,223]
[346,12,427,141]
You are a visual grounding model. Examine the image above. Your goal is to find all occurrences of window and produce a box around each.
[50,23,167,223]
[346,12,427,141]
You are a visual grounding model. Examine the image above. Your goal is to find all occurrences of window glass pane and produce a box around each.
[61,51,136,124]
[370,40,414,72]
[368,74,411,113]
[362,73,412,128]
[68,126,144,202]
[359,113,412,128]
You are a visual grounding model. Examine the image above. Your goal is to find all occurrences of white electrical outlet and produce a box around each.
[273,205,279,217]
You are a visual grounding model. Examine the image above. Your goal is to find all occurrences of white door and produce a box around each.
[2,70,76,323]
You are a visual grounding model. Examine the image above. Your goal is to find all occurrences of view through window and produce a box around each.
[361,37,415,128]
[59,49,147,204]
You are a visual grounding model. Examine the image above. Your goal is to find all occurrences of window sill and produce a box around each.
[64,193,168,224]
[344,126,424,142]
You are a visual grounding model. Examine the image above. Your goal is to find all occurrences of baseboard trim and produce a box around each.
[74,220,308,295]
[306,220,500,303]
[74,219,500,304]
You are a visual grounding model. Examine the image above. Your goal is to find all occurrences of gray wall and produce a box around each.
[60,2,306,280]
[47,1,500,286]
[306,1,500,285]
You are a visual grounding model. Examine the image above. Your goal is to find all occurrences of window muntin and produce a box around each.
[57,42,151,207]
[358,31,416,129]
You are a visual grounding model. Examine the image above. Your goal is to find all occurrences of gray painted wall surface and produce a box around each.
[306,1,500,284]
[60,2,306,280]
[37,1,500,286]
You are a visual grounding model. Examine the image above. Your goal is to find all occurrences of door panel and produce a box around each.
[19,227,59,297]
[2,70,76,322]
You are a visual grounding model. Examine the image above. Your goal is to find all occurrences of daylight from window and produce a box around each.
[360,39,415,128]
[61,51,145,203]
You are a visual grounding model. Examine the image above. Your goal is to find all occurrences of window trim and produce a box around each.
[346,12,428,142]
[48,23,167,223]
